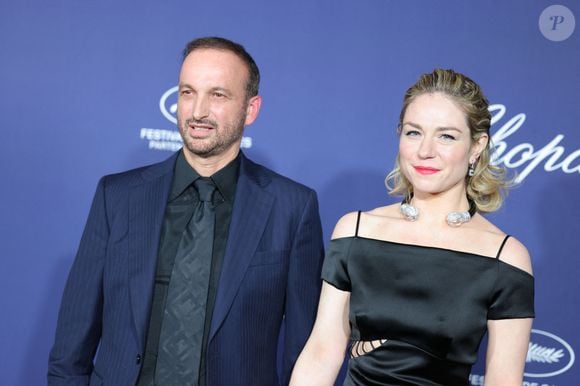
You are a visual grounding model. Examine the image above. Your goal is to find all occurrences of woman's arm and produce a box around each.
[289,282,351,386]
[484,318,532,385]
[485,236,533,385]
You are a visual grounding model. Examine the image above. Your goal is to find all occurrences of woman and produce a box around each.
[290,69,534,386]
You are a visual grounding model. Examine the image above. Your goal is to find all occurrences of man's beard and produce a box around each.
[178,110,247,158]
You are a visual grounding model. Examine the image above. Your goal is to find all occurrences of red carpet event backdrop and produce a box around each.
[1,1,578,385]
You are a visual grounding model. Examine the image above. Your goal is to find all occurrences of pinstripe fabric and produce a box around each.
[48,152,324,386]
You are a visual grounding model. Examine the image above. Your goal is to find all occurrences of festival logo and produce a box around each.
[524,329,575,378]
[140,86,253,151]
[470,329,575,385]
[160,86,179,125]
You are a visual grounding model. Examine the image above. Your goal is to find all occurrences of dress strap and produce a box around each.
[496,235,511,259]
[355,211,362,237]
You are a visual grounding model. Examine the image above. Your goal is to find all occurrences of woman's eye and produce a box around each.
[440,133,456,141]
[405,130,421,137]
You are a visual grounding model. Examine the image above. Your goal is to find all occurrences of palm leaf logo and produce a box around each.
[527,342,565,364]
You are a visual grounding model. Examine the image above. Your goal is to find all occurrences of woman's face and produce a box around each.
[398,92,486,197]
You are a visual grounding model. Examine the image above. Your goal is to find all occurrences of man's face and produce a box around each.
[177,48,260,161]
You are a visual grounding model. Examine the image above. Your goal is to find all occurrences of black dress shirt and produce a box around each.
[137,150,240,386]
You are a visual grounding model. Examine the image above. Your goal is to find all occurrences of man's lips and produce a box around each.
[186,120,216,137]
[414,166,441,175]
[189,124,215,130]
[186,125,215,139]
[186,119,217,132]
[189,125,213,131]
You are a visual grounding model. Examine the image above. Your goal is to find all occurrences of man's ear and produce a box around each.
[244,95,262,126]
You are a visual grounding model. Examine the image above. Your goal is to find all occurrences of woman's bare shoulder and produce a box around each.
[331,211,360,239]
[366,203,401,218]
[470,215,533,275]
[498,236,533,275]
[332,204,401,239]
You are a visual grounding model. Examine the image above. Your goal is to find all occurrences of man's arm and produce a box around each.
[281,189,325,385]
[48,177,109,385]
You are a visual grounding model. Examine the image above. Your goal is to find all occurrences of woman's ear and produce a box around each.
[470,133,489,162]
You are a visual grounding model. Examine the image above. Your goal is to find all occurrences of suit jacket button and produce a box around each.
[136,354,142,365]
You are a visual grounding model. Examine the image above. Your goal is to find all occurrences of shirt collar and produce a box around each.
[169,150,240,203]
[210,152,240,204]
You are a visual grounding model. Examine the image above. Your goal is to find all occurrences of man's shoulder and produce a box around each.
[100,153,177,189]
[243,156,314,196]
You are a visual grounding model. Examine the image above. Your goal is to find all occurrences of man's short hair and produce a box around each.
[183,36,260,98]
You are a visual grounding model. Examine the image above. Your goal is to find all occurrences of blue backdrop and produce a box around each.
[1,1,578,385]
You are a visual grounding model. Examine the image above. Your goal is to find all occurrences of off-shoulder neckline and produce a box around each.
[329,236,534,279]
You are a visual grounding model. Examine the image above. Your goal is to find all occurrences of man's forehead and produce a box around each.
[183,47,244,65]
[182,49,247,73]
[179,49,249,86]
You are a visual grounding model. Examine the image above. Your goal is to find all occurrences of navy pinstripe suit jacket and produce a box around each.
[48,151,325,386]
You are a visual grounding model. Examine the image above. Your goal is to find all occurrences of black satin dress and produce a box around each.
[322,228,534,386]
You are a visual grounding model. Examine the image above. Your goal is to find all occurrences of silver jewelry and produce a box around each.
[400,203,419,221]
[400,198,476,227]
[468,161,476,177]
[446,210,472,227]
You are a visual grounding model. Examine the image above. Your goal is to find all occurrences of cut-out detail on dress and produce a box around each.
[350,339,388,358]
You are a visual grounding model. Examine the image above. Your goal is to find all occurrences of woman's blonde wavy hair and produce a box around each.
[385,69,510,213]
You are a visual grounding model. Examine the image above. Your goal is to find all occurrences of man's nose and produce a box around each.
[192,96,210,120]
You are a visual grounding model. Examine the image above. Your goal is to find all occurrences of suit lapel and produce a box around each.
[209,155,274,340]
[127,154,176,347]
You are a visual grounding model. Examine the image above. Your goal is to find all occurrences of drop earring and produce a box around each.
[468,161,476,177]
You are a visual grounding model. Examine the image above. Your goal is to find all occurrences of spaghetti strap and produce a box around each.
[496,235,511,259]
[355,211,362,237]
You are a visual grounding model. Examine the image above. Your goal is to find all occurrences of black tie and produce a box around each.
[156,178,216,386]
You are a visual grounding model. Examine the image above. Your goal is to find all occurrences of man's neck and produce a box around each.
[183,147,240,177]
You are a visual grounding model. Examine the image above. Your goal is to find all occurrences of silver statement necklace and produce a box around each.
[400,197,477,227]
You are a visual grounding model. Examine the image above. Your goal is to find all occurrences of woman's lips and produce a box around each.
[414,166,441,175]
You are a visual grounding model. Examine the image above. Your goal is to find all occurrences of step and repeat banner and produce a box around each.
[1,1,578,385]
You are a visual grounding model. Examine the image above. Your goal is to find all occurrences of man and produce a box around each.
[48,37,324,386]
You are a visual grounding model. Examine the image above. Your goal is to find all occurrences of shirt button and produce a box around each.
[136,354,142,365]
